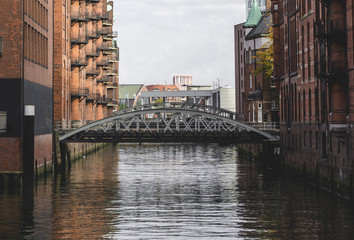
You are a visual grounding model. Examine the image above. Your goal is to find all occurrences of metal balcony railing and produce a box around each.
[101,12,109,20]
[97,59,109,66]
[86,11,99,20]
[100,27,110,35]
[86,93,100,102]
[97,76,111,83]
[71,34,89,45]
[99,43,113,51]
[103,19,113,26]
[86,67,100,76]
[315,59,347,78]
[86,48,99,58]
[71,10,88,23]
[71,88,89,97]
[328,18,346,36]
[107,69,118,76]
[107,99,118,106]
[71,56,88,67]
[98,97,109,105]
[106,82,118,88]
[87,28,98,39]
[315,19,346,39]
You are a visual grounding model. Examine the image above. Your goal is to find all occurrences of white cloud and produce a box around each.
[113,0,246,87]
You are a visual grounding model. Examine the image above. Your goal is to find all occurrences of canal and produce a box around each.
[1,144,354,239]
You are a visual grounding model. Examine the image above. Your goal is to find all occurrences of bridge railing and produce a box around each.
[114,102,237,119]
[55,120,95,130]
[248,122,280,131]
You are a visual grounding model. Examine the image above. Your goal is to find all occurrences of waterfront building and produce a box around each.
[272,0,354,193]
[246,0,271,18]
[234,22,246,121]
[118,84,147,109]
[173,76,192,91]
[0,0,54,177]
[212,87,236,112]
[235,0,279,123]
[145,85,180,103]
[53,0,119,129]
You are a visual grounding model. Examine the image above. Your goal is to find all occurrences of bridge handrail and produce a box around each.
[115,102,237,119]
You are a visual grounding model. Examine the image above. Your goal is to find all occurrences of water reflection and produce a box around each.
[0,144,353,239]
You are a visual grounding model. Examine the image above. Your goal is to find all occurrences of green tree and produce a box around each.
[253,26,273,79]
[155,98,164,104]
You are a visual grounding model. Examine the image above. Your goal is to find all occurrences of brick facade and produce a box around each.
[53,0,119,129]
[0,0,54,173]
[272,0,354,195]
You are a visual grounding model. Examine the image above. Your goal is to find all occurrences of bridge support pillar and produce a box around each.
[59,142,67,173]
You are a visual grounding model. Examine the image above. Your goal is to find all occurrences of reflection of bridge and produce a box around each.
[58,103,278,143]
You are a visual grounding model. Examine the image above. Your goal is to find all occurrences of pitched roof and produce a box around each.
[244,0,262,28]
[119,84,144,99]
[245,13,272,40]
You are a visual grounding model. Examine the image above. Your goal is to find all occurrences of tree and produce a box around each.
[253,26,273,79]
[155,98,164,104]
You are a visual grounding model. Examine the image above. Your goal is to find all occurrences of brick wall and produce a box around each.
[0,138,22,172]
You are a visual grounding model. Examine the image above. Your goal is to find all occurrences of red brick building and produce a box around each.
[272,0,354,195]
[235,0,279,124]
[54,0,119,129]
[0,0,54,177]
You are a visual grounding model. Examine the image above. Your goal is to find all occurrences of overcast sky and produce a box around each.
[113,0,246,88]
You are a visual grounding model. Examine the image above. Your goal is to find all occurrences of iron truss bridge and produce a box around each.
[58,103,278,143]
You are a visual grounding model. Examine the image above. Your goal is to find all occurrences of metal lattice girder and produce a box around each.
[59,103,277,143]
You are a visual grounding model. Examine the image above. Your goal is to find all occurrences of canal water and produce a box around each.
[1,144,354,239]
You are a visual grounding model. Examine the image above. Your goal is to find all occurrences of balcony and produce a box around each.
[71,56,88,69]
[315,19,346,40]
[86,11,98,21]
[328,18,346,37]
[71,88,89,98]
[86,93,100,102]
[71,34,89,47]
[315,59,347,79]
[100,28,109,36]
[107,99,118,107]
[97,58,109,67]
[107,82,118,89]
[107,69,118,76]
[105,31,118,39]
[86,67,100,76]
[101,12,109,20]
[103,19,113,26]
[99,43,112,51]
[86,47,99,58]
[97,76,112,84]
[71,10,88,24]
[97,97,110,105]
[109,56,119,63]
[87,28,98,39]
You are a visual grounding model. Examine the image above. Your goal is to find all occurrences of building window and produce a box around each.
[0,111,6,133]
[250,73,253,90]
[258,103,262,122]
